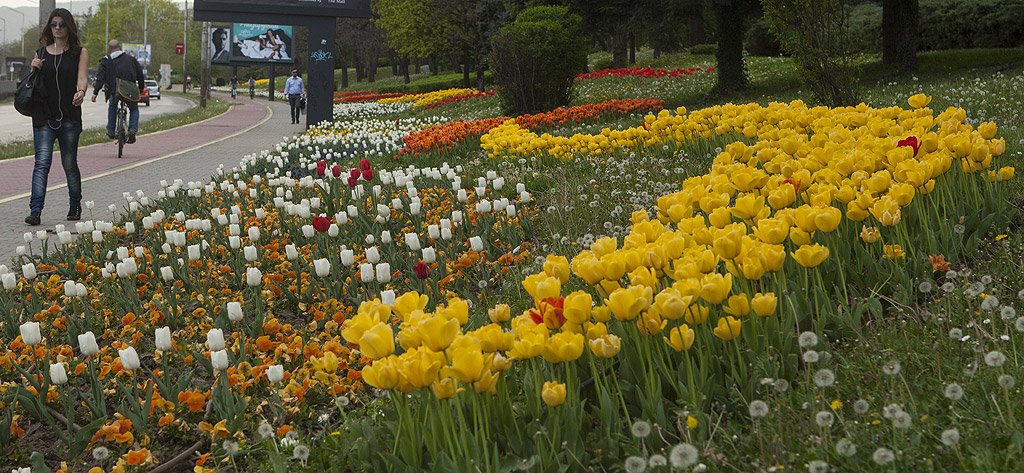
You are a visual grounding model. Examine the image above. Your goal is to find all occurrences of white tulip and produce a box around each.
[20,322,41,346]
[50,363,68,385]
[21,263,36,280]
[255,208,265,219]
[211,349,230,371]
[340,249,354,266]
[155,327,173,351]
[244,245,258,262]
[229,235,241,249]
[227,302,244,322]
[76,283,87,297]
[506,204,517,217]
[457,189,468,202]
[422,247,436,264]
[188,244,201,261]
[228,224,240,236]
[78,331,99,356]
[285,244,298,261]
[58,231,73,244]
[381,231,392,244]
[441,228,453,240]
[328,224,339,237]
[452,211,463,223]
[64,280,77,297]
[160,266,174,281]
[334,212,348,226]
[302,225,315,238]
[124,222,136,234]
[428,225,440,240]
[520,191,531,203]
[246,267,263,287]
[314,258,331,277]
[366,247,380,264]
[267,364,284,383]
[381,289,396,306]
[365,234,375,245]
[405,233,421,251]
[23,232,33,243]
[375,263,391,283]
[347,205,357,217]
[207,328,225,351]
[16,246,26,256]
[35,230,47,241]
[119,347,140,371]
[470,236,484,252]
[360,263,374,283]
[248,227,261,242]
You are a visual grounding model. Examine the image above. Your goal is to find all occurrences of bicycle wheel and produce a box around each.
[117,106,127,159]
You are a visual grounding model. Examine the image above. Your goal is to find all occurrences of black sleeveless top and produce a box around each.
[32,46,83,128]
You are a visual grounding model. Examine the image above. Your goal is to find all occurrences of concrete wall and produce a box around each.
[0,80,16,96]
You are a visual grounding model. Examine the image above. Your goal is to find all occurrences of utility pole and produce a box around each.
[104,0,108,47]
[183,0,188,92]
[200,21,209,107]
[39,0,55,34]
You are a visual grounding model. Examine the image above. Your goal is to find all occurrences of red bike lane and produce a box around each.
[0,94,268,200]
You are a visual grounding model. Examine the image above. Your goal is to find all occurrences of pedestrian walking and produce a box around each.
[25,8,89,225]
[284,68,305,124]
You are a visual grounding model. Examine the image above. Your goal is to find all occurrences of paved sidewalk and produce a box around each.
[0,92,307,265]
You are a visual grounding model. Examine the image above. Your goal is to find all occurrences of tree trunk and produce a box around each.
[628,32,636,64]
[654,47,661,59]
[463,52,471,88]
[611,29,628,68]
[391,53,399,76]
[882,0,918,73]
[714,0,747,93]
[355,59,364,82]
[367,55,376,83]
[430,55,439,75]
[403,57,411,84]
[689,12,706,45]
[340,51,349,88]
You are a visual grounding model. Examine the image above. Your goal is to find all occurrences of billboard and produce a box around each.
[122,43,152,68]
[194,0,371,19]
[231,24,293,63]
[210,25,232,64]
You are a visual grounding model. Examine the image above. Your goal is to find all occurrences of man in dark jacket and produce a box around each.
[90,40,146,143]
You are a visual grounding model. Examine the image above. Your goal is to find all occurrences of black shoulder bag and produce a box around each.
[14,47,47,117]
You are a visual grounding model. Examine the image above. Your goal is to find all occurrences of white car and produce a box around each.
[145,80,161,100]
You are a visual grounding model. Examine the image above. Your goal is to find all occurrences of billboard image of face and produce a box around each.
[232,24,294,62]
[211,26,232,64]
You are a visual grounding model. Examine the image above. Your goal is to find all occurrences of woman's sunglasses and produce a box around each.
[50,21,67,29]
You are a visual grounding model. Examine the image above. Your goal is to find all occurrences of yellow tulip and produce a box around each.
[684,304,710,325]
[889,183,915,207]
[813,206,842,233]
[542,381,567,407]
[607,285,653,321]
[489,353,512,372]
[793,206,819,232]
[394,291,428,321]
[588,334,621,358]
[712,316,742,341]
[507,330,546,360]
[473,324,515,352]
[417,316,460,352]
[542,332,585,363]
[758,244,787,272]
[628,266,659,289]
[699,273,732,305]
[431,377,460,400]
[591,237,618,258]
[723,294,750,317]
[860,225,880,244]
[362,356,400,390]
[664,324,695,352]
[753,218,790,244]
[631,208,650,224]
[358,299,393,323]
[789,227,813,246]
[637,309,667,335]
[396,325,423,350]
[883,244,905,260]
[908,93,931,109]
[488,304,511,324]
[473,370,500,394]
[439,298,469,326]
[571,253,604,285]
[341,312,379,346]
[999,166,1015,181]
[358,322,396,360]
[563,291,593,325]
[845,201,870,222]
[522,273,562,303]
[592,305,612,322]
[712,226,744,260]
[978,121,997,140]
[767,185,796,209]
[731,194,765,221]
[599,253,627,281]
[543,255,571,284]
[400,347,442,389]
[653,288,692,320]
[792,244,829,268]
[442,346,485,383]
[751,292,777,317]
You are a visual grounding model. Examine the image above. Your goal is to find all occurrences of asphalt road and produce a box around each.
[0,92,194,144]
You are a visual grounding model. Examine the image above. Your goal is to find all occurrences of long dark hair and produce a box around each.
[39,8,82,57]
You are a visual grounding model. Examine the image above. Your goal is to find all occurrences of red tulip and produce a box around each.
[359,159,372,171]
[362,169,373,181]
[413,262,430,279]
[347,176,358,187]
[312,216,330,232]
[897,136,920,156]
[350,169,360,179]
[331,165,342,178]
[316,160,326,176]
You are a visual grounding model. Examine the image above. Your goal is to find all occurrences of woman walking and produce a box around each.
[25,8,89,225]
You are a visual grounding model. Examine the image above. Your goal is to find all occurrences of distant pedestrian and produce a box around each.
[186,75,192,91]
[25,8,89,226]
[284,68,305,124]
[248,76,255,100]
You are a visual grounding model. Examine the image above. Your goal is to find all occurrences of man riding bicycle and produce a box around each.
[91,40,146,144]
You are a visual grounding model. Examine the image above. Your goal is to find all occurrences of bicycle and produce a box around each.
[115,98,129,159]
[231,83,237,99]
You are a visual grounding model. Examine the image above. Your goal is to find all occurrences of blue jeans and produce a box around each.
[30,120,83,213]
[107,97,139,135]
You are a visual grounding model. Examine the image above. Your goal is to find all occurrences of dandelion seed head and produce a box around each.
[981,275,993,285]
[985,350,1006,367]
[807,460,829,473]
[918,281,933,293]
[624,456,647,473]
[948,328,963,339]
[649,455,667,468]
[946,270,959,279]
[258,423,275,439]
[872,447,895,465]
[749,400,769,418]
[944,383,965,401]
[92,446,110,461]
[803,350,820,363]
[982,295,1000,310]
[669,443,699,469]
[631,420,652,438]
[892,411,912,429]
[998,374,1015,390]
[882,403,903,419]
[882,360,901,376]
[293,444,310,461]
[853,399,870,414]
[941,428,960,447]
[815,410,834,427]
[798,331,819,348]
[953,224,965,234]
[813,369,835,387]
[835,438,857,457]
[774,379,790,392]
[1000,306,1016,320]
[942,282,956,293]
[963,362,978,376]
[1015,316,1024,332]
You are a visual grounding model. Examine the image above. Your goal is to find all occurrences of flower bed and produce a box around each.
[577,66,716,81]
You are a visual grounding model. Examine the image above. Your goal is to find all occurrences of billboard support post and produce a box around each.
[269,63,275,102]
[306,16,335,129]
